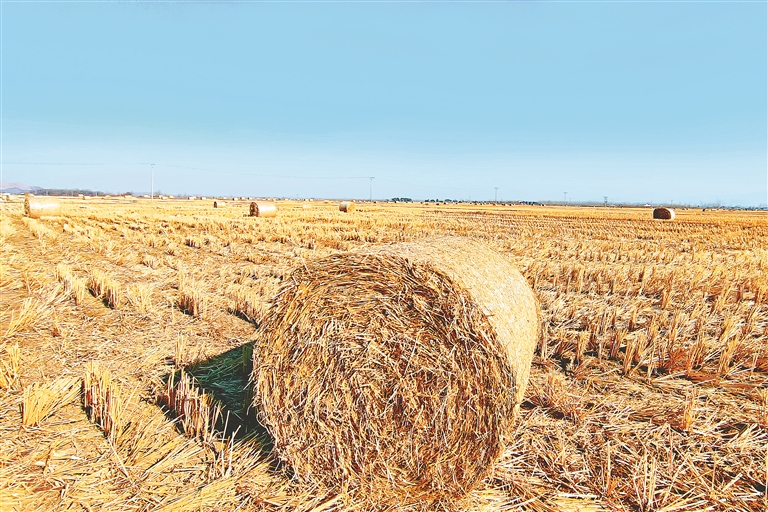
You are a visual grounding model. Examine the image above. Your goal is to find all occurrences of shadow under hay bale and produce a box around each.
[653,207,675,220]
[253,236,540,507]
[157,343,270,445]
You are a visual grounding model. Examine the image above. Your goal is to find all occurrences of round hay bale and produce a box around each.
[213,200,226,208]
[653,207,675,220]
[250,201,277,218]
[339,200,355,212]
[254,237,539,506]
[24,196,62,218]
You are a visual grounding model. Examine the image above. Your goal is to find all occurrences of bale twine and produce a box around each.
[24,196,62,218]
[339,201,355,212]
[249,201,277,218]
[254,237,539,506]
[653,207,675,220]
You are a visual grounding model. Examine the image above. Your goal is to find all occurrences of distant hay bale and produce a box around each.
[249,201,277,218]
[213,201,226,208]
[653,207,675,220]
[24,197,61,218]
[301,204,312,209]
[254,237,539,507]
[339,201,355,212]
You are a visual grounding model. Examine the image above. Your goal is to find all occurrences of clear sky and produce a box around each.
[2,1,766,205]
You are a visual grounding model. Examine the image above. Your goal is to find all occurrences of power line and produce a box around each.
[2,161,373,181]
[3,160,470,195]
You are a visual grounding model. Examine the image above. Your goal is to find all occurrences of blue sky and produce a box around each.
[2,1,766,205]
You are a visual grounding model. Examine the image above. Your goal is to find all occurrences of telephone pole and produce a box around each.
[494,187,499,202]
[151,163,155,200]
[563,192,567,205]
[369,177,374,202]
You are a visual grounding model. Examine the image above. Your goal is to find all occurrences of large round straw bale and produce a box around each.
[339,200,355,212]
[653,207,675,220]
[213,200,226,208]
[250,201,277,218]
[24,196,62,218]
[254,237,539,506]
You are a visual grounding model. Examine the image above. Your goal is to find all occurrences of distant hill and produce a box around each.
[0,182,43,194]
[0,183,112,196]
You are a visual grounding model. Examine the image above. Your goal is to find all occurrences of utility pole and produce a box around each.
[494,187,499,202]
[604,196,608,207]
[563,192,567,205]
[369,177,374,202]
[151,163,155,201]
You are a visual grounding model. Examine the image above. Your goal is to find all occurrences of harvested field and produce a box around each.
[0,197,767,511]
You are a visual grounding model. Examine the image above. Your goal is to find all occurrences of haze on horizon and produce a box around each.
[2,1,766,206]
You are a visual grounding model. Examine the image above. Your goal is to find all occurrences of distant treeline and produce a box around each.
[32,188,103,196]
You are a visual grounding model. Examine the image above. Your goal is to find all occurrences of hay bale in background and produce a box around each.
[339,201,355,212]
[254,237,539,506]
[653,207,675,220]
[249,201,277,218]
[24,197,62,218]
[213,201,226,208]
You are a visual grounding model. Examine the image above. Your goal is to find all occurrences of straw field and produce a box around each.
[1,196,767,511]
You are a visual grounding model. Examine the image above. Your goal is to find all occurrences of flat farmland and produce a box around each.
[1,198,767,511]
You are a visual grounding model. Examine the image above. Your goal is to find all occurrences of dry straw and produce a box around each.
[253,236,539,507]
[83,361,123,442]
[0,344,20,390]
[249,201,277,218]
[339,201,355,212]
[652,207,675,220]
[156,369,224,443]
[23,196,62,218]
[21,377,80,426]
